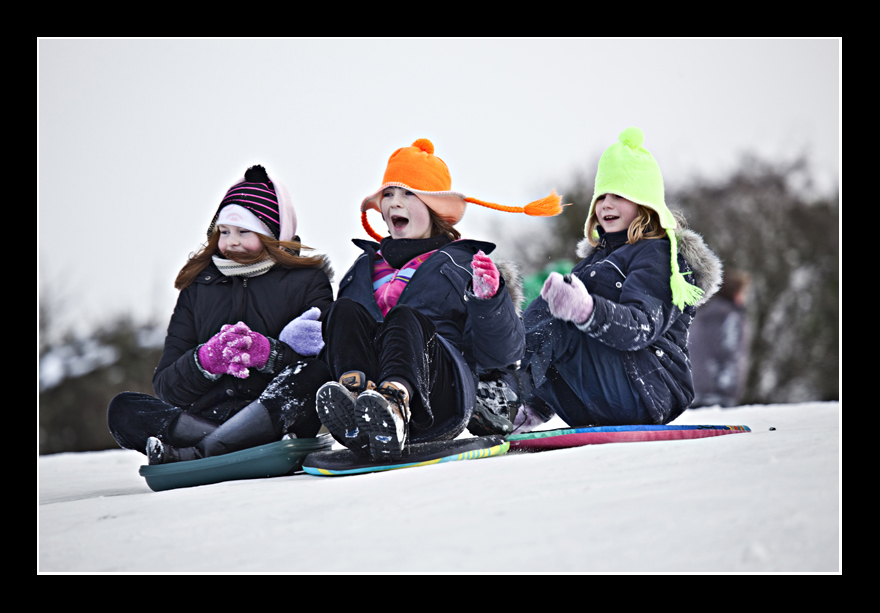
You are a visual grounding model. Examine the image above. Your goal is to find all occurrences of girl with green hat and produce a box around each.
[514,127,723,429]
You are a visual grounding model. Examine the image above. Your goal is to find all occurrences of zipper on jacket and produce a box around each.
[232,276,249,323]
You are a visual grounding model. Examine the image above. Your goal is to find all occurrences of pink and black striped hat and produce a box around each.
[207,165,297,242]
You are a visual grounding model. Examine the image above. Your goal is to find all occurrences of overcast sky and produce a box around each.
[38,38,840,340]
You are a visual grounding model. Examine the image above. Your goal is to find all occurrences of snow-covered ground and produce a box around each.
[38,402,840,573]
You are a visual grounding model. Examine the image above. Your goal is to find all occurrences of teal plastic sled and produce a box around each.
[138,435,334,492]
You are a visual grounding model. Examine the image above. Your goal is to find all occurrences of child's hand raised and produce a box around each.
[280,307,324,357]
[471,250,500,299]
[541,272,594,324]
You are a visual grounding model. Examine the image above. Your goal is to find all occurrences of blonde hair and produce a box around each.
[175,231,326,290]
[586,204,670,247]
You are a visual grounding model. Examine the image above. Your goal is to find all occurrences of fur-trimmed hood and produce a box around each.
[496,259,525,315]
[575,228,722,307]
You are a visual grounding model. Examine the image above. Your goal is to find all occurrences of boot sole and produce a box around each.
[355,390,405,461]
[316,382,369,457]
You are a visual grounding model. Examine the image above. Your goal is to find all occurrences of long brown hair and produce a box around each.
[586,204,669,247]
[427,208,461,241]
[174,231,326,290]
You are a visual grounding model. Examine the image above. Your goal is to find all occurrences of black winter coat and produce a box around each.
[337,238,525,440]
[524,228,722,424]
[153,260,333,422]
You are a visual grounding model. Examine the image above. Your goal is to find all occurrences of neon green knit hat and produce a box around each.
[585,127,703,310]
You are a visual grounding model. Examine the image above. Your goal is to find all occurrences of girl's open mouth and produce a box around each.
[391,215,409,229]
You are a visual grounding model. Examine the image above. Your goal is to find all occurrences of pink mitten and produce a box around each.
[198,322,271,379]
[540,272,594,324]
[471,250,500,299]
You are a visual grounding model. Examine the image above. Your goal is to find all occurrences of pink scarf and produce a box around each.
[372,250,438,316]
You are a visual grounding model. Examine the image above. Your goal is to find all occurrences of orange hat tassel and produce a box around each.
[361,210,384,241]
[524,189,568,217]
[465,189,567,217]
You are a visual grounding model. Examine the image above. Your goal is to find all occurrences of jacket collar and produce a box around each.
[379,235,452,269]
[575,228,723,307]
[595,228,629,252]
[351,237,496,258]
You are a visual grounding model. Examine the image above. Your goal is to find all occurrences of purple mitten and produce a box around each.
[540,272,594,324]
[279,307,324,356]
[197,322,270,379]
[471,250,500,299]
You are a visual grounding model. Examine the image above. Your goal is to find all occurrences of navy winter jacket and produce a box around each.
[524,228,721,425]
[153,260,334,422]
[337,238,525,440]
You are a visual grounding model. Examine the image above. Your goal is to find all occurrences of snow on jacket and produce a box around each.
[524,227,722,424]
[337,238,525,441]
[153,260,334,422]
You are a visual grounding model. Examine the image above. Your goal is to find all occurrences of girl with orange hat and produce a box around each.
[317,138,564,461]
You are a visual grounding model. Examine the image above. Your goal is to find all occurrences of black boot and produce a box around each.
[147,401,278,465]
[316,371,372,457]
[469,372,522,436]
[146,435,200,464]
[167,412,219,446]
[356,380,411,461]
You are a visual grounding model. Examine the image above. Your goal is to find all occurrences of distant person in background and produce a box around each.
[107,165,334,464]
[689,270,751,408]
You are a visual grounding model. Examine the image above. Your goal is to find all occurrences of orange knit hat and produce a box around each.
[360,138,566,241]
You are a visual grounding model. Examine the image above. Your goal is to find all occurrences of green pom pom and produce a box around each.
[619,127,645,149]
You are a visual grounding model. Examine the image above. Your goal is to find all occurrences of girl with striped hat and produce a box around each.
[108,165,336,464]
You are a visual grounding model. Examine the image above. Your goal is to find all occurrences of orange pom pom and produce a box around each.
[411,139,434,155]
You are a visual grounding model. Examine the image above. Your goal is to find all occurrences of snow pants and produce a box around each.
[106,358,330,454]
[321,297,458,436]
[523,317,653,427]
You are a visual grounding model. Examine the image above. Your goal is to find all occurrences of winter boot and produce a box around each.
[355,380,411,461]
[468,374,522,436]
[167,412,219,447]
[146,400,278,465]
[316,371,374,457]
[146,435,199,464]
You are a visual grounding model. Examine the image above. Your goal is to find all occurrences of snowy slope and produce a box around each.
[38,402,840,573]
